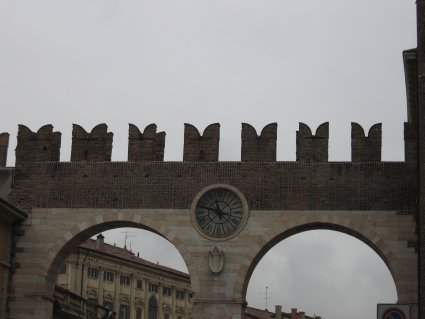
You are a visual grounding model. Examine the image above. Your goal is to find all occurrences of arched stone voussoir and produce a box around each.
[235,216,400,299]
[44,210,193,295]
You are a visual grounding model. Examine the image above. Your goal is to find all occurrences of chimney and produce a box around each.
[275,305,282,319]
[291,308,297,319]
[299,312,305,319]
[96,233,105,251]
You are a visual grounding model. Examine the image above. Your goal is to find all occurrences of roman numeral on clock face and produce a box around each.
[195,187,246,238]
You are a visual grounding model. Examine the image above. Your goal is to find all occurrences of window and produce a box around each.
[176,290,185,300]
[163,287,171,296]
[104,271,114,282]
[149,283,158,293]
[119,304,129,319]
[136,279,143,289]
[87,267,98,279]
[120,275,130,286]
[136,306,143,319]
[59,264,67,274]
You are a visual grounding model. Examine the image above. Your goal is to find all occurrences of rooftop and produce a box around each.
[79,237,189,279]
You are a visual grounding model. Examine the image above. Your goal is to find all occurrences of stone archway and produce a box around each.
[6,206,419,319]
[246,229,398,317]
[45,211,193,295]
[9,208,195,319]
[241,222,399,296]
[230,210,417,318]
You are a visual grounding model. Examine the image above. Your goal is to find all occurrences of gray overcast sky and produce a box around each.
[0,1,417,318]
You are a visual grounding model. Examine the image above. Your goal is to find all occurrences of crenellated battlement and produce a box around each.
[183,123,220,162]
[0,121,406,165]
[296,122,329,162]
[351,123,382,162]
[0,132,9,167]
[241,123,277,162]
[128,124,165,161]
[15,124,61,164]
[71,124,113,162]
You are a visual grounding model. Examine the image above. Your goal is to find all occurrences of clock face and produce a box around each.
[194,187,246,239]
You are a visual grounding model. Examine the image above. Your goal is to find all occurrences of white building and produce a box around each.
[56,234,192,319]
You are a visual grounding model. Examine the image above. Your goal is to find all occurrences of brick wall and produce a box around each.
[0,133,9,167]
[15,125,61,164]
[403,49,418,162]
[71,124,113,162]
[241,123,277,161]
[416,0,425,316]
[7,161,417,211]
[351,123,382,162]
[296,122,329,162]
[128,124,165,161]
[183,123,220,162]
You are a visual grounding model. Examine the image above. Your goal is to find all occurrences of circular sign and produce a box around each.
[382,308,406,319]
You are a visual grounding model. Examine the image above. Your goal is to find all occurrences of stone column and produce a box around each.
[98,267,104,306]
[114,270,120,314]
[158,282,163,319]
[130,274,135,319]
[144,279,149,319]
[171,285,176,319]
[191,299,245,319]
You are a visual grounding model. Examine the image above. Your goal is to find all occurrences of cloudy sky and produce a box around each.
[0,1,417,318]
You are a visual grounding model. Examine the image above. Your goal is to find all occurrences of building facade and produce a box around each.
[56,234,192,319]
[0,198,27,319]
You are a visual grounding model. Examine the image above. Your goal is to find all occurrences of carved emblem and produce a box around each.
[208,246,224,274]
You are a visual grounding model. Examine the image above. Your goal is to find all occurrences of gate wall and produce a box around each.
[8,208,418,319]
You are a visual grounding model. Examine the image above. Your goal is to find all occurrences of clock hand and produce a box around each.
[198,205,221,215]
[214,202,224,216]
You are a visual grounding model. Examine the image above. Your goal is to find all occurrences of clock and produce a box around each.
[191,185,248,240]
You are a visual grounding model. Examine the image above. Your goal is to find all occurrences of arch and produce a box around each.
[238,219,401,301]
[42,211,193,296]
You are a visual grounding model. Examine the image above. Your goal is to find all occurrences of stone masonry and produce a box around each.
[0,2,425,319]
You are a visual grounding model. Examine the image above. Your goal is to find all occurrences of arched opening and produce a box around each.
[246,227,397,319]
[49,220,192,319]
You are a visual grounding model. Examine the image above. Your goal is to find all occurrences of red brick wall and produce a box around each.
[15,125,61,164]
[128,124,165,161]
[296,123,328,162]
[0,133,9,167]
[183,123,220,162]
[71,124,113,162]
[351,123,382,162]
[416,0,425,316]
[8,161,417,211]
[241,123,277,162]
